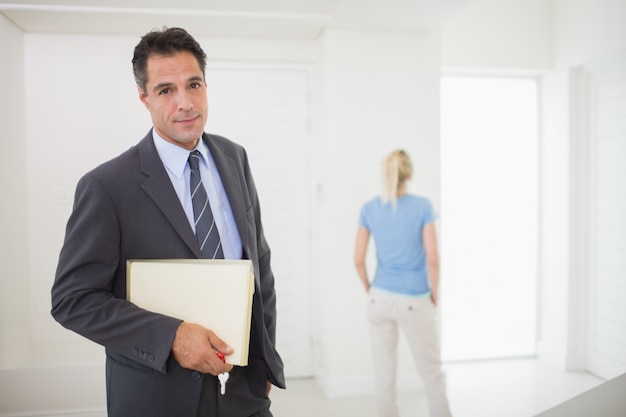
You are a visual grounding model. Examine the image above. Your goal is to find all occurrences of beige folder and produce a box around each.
[126,259,255,366]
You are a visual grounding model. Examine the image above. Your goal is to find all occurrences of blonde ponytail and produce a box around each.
[381,150,413,209]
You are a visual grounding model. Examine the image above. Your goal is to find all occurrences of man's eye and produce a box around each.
[190,82,201,89]
[158,88,170,95]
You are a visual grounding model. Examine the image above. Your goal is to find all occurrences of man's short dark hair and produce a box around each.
[132,27,207,92]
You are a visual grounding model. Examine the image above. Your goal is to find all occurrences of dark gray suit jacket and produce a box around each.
[52,131,285,417]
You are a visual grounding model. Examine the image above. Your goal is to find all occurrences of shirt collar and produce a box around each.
[152,130,208,179]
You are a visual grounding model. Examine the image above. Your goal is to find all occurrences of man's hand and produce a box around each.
[172,322,234,375]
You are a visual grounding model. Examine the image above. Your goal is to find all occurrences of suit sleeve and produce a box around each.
[51,173,181,374]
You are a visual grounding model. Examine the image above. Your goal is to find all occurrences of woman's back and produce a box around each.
[359,194,435,296]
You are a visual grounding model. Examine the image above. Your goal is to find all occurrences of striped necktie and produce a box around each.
[188,151,224,259]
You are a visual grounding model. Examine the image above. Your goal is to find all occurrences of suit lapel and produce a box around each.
[136,133,203,258]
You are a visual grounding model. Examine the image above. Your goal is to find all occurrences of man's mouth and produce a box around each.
[176,114,199,124]
[177,119,196,124]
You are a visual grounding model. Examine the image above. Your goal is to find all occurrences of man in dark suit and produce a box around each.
[51,27,285,417]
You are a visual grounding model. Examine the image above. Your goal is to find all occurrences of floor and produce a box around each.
[269,358,605,417]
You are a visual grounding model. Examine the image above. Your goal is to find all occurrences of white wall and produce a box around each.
[542,0,626,371]
[442,0,553,70]
[0,13,28,369]
[442,0,626,371]
[554,0,626,67]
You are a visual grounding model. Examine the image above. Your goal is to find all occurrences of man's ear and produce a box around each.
[137,85,149,109]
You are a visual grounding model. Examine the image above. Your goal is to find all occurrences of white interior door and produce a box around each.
[586,58,626,380]
[206,65,313,378]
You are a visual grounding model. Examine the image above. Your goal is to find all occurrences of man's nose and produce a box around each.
[177,91,193,111]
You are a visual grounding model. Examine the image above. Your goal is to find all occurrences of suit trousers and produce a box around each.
[367,288,452,417]
[197,355,273,417]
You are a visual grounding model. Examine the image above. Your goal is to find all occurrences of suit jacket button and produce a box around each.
[148,354,155,362]
[133,348,139,356]
[192,372,201,380]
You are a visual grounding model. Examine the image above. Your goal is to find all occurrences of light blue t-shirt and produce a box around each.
[358,194,436,296]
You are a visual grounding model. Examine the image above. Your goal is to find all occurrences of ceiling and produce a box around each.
[0,0,476,40]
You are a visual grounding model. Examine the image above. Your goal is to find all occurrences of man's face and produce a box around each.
[138,51,208,150]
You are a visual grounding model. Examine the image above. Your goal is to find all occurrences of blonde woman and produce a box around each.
[354,150,452,417]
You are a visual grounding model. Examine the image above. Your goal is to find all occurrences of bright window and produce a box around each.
[440,76,539,361]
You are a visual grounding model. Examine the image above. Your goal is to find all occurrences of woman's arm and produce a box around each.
[354,226,372,293]
[423,222,440,306]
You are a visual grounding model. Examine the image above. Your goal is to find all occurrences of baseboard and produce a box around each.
[0,409,106,417]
